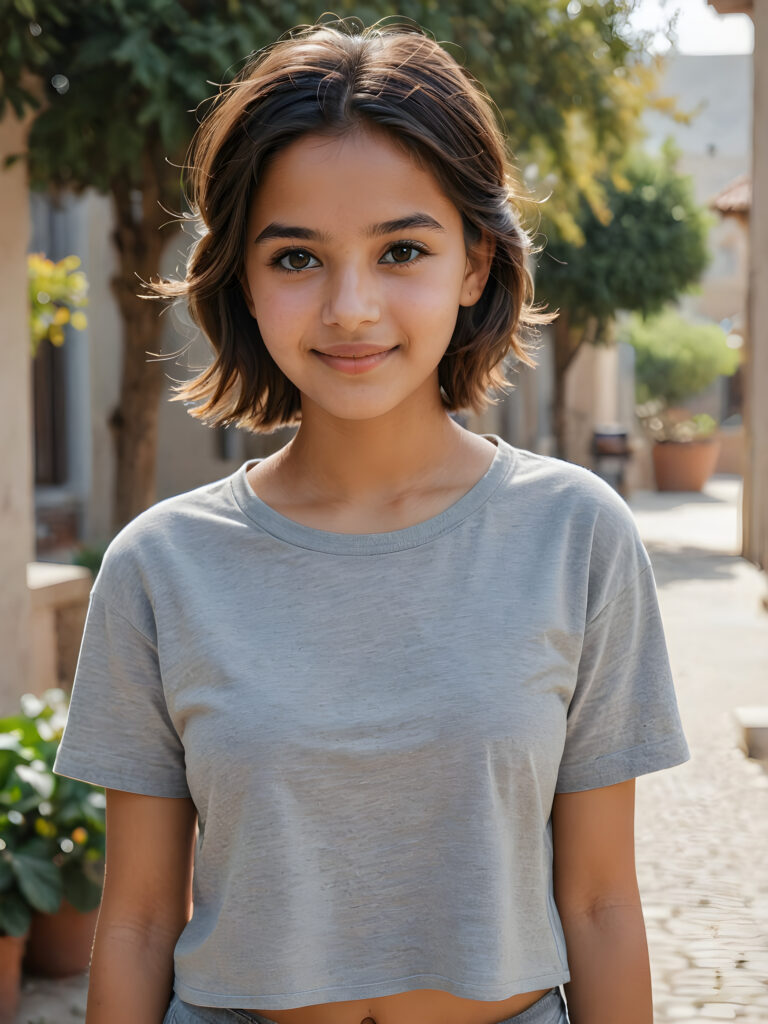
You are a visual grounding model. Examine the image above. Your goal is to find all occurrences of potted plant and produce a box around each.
[0,689,105,1003]
[0,713,61,1021]
[622,308,741,491]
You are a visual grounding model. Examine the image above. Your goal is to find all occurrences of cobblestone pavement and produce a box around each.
[13,475,768,1023]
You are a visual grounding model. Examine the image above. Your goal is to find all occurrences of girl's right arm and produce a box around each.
[85,789,198,1024]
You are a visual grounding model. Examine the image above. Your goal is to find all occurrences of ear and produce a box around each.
[459,231,496,307]
[239,271,256,318]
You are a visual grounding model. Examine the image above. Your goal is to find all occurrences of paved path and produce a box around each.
[14,476,768,1023]
[630,476,768,1023]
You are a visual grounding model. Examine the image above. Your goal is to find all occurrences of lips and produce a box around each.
[312,347,397,375]
[315,345,395,358]
[327,352,382,359]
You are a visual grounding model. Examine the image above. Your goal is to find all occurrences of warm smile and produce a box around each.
[312,347,399,375]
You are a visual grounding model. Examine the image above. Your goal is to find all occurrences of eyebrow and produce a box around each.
[253,213,446,245]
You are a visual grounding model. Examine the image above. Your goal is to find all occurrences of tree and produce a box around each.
[1,0,686,529]
[533,139,713,458]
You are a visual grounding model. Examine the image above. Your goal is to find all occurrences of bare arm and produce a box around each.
[86,789,197,1024]
[552,779,654,1024]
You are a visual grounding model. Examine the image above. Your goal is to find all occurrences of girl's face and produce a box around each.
[239,125,493,424]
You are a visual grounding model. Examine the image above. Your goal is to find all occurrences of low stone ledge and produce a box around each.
[27,562,92,607]
[26,562,93,693]
[733,706,768,760]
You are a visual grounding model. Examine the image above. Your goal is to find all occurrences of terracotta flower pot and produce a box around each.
[22,900,99,978]
[652,438,722,492]
[0,929,29,1024]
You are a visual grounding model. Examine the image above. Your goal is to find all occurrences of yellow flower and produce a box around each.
[70,311,88,330]
[49,328,65,346]
[53,307,70,325]
[71,827,88,845]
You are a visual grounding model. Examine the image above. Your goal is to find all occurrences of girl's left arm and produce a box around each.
[552,778,654,1024]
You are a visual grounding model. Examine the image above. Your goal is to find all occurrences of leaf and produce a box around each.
[4,28,22,62]
[0,744,28,792]
[46,5,70,28]
[15,763,55,799]
[61,860,103,912]
[0,856,14,892]
[13,0,37,18]
[0,890,31,937]
[10,850,62,914]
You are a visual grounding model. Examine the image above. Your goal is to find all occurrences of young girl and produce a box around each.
[53,17,691,1024]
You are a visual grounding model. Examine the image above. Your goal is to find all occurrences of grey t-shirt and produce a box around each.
[53,433,690,1009]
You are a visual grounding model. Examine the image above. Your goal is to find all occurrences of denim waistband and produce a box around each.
[166,986,568,1024]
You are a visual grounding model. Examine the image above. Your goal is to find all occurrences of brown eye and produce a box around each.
[285,251,312,270]
[271,249,319,273]
[380,243,429,267]
[390,245,413,263]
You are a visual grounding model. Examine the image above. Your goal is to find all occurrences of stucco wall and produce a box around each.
[745,0,768,567]
[0,109,35,708]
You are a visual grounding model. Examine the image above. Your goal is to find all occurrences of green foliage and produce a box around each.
[634,404,720,443]
[0,690,105,935]
[0,1,682,243]
[71,542,107,577]
[535,140,713,333]
[2,0,332,195]
[28,252,88,356]
[0,0,68,120]
[622,306,740,406]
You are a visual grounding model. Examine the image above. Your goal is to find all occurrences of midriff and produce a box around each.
[247,986,554,1024]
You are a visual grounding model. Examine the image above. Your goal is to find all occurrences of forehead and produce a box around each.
[247,126,460,235]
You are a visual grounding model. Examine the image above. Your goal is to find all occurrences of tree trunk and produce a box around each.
[552,310,597,460]
[108,141,174,533]
[552,309,571,461]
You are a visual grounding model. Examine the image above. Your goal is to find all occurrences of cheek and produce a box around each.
[388,269,463,333]
[250,278,312,336]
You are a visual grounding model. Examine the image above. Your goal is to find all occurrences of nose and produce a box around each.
[321,263,381,332]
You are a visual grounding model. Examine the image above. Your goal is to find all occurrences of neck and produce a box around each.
[278,397,470,507]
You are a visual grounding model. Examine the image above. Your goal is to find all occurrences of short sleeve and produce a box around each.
[555,562,691,793]
[53,590,191,798]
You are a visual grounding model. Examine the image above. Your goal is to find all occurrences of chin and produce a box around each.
[324,405,403,423]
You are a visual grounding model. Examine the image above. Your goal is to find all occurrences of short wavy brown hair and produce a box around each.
[149,16,556,432]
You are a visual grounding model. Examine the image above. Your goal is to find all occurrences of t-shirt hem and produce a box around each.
[554,730,691,793]
[52,753,191,799]
[173,967,571,1009]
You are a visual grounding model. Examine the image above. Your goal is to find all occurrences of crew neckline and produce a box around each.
[229,433,516,555]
